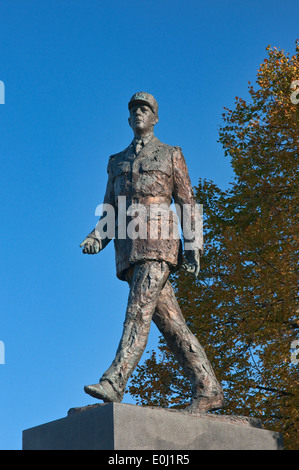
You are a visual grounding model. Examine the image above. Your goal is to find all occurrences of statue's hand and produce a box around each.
[80,236,102,254]
[183,250,201,278]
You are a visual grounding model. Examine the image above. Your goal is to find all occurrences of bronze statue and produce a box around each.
[80,92,224,412]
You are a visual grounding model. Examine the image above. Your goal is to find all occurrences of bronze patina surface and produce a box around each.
[80,92,224,412]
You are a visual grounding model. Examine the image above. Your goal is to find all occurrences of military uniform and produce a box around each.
[98,134,202,280]
[83,93,224,412]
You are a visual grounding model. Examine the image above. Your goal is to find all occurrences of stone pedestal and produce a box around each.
[22,402,283,450]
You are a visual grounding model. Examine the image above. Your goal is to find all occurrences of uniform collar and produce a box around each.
[132,131,155,148]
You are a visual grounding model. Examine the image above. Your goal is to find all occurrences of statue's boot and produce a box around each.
[84,380,123,402]
[185,391,225,414]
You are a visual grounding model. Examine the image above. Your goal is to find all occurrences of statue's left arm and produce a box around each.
[172,146,203,277]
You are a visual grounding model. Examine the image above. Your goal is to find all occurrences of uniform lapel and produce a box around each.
[136,136,160,159]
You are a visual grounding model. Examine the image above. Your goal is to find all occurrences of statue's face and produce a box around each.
[128,104,158,136]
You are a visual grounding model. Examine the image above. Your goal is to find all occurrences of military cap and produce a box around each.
[128,92,158,116]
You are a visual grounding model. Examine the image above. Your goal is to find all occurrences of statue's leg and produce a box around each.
[84,260,169,402]
[152,280,224,412]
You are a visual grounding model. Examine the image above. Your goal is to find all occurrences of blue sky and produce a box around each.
[0,0,298,449]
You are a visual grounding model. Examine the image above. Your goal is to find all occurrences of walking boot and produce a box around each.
[84,380,123,402]
[185,391,225,414]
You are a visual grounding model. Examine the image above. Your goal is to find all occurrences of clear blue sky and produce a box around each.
[0,0,298,449]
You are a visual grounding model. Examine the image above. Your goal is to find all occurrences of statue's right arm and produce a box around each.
[80,157,115,255]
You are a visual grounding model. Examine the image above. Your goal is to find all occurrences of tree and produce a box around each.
[216,42,299,449]
[128,43,299,450]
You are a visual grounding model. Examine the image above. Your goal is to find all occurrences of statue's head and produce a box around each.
[128,92,159,136]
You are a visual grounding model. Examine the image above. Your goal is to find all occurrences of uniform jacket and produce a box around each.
[90,135,203,280]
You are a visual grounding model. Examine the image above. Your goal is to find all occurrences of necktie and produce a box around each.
[135,139,143,155]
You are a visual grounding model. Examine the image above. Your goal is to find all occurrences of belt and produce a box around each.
[129,196,171,205]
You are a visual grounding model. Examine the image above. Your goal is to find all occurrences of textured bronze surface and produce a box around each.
[81,92,223,412]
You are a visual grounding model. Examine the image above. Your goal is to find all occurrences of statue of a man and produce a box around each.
[80,92,224,412]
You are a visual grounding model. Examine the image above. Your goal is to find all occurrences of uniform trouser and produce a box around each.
[101,260,222,401]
